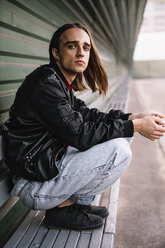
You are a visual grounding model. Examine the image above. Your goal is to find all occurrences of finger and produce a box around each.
[156,125,165,132]
[154,124,165,132]
[152,112,165,118]
[154,131,165,136]
[152,135,163,140]
[154,117,165,127]
[150,134,163,140]
[157,113,165,118]
[150,137,159,141]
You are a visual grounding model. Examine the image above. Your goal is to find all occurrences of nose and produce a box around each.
[76,46,85,57]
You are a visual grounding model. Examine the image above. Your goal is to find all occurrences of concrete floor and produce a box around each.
[115,78,165,248]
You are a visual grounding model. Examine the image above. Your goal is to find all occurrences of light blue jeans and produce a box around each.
[11,138,132,210]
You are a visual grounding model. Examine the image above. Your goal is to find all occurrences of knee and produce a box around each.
[120,138,132,160]
[112,138,132,165]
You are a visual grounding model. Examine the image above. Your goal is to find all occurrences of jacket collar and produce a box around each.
[49,60,72,88]
[49,60,73,104]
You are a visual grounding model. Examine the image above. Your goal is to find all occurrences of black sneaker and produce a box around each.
[79,204,109,218]
[44,204,103,231]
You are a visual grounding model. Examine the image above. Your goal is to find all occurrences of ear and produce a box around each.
[52,48,59,60]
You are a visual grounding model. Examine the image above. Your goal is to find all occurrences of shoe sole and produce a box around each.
[44,221,104,231]
[84,212,109,219]
[98,212,109,219]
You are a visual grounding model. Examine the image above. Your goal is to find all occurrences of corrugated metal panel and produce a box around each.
[0,0,147,124]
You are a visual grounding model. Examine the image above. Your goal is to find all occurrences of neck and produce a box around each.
[57,63,76,85]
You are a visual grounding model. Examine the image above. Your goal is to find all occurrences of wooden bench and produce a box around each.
[0,78,131,248]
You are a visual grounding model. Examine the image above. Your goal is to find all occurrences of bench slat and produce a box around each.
[3,210,37,248]
[101,233,114,248]
[77,233,91,248]
[105,179,120,234]
[52,230,70,247]
[0,135,5,161]
[16,211,44,248]
[29,225,48,248]
[64,231,80,248]
[89,225,104,248]
[0,174,12,206]
[40,229,59,248]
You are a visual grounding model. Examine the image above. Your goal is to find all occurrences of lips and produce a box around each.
[75,60,85,64]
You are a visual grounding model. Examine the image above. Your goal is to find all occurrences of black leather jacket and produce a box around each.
[2,61,133,181]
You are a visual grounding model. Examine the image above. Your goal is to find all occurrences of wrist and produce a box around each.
[129,113,137,121]
[132,119,142,132]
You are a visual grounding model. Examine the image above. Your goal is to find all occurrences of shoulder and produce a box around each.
[27,64,59,85]
[30,65,68,99]
[17,64,65,100]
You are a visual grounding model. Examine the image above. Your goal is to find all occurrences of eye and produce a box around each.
[68,44,76,49]
[83,46,90,51]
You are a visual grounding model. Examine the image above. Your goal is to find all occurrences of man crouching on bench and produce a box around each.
[2,23,165,231]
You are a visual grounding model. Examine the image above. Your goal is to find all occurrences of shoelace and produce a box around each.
[71,204,91,223]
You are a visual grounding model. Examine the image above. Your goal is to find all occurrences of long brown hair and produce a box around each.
[49,23,108,95]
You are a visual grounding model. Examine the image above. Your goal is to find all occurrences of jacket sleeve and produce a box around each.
[73,95,131,123]
[32,80,134,151]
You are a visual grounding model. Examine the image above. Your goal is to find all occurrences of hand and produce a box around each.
[133,116,165,141]
[129,112,165,120]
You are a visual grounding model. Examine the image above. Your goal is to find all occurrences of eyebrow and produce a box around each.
[64,40,91,47]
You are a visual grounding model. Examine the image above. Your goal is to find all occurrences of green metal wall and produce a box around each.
[0,0,147,125]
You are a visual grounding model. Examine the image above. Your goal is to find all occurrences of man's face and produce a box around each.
[54,28,91,76]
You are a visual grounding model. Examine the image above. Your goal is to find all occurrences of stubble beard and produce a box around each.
[58,56,85,76]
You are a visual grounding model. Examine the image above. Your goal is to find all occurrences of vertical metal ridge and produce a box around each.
[133,0,147,50]
[73,0,108,46]
[88,0,119,51]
